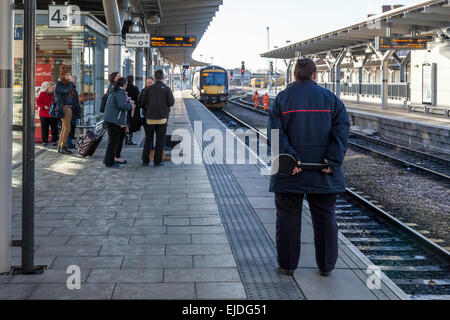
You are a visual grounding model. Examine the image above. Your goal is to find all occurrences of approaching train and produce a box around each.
[192,66,229,108]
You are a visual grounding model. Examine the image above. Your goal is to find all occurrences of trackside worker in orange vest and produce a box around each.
[252,91,260,109]
[262,93,270,111]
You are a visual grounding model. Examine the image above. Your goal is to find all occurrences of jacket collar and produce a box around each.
[296,79,316,85]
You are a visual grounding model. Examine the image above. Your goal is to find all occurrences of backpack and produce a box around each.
[100,91,109,113]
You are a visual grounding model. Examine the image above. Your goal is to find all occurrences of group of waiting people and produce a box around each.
[102,69,175,168]
[36,71,81,155]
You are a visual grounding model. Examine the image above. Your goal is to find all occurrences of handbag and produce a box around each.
[49,102,65,119]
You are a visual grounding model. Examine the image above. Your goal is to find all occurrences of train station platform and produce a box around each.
[0,92,409,300]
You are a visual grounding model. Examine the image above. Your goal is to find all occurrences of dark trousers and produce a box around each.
[40,117,59,143]
[142,122,167,165]
[69,121,77,140]
[275,193,339,272]
[104,122,122,166]
[116,127,126,158]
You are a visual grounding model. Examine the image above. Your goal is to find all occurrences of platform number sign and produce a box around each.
[48,5,72,28]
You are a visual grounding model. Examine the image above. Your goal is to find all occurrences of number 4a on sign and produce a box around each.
[48,5,72,28]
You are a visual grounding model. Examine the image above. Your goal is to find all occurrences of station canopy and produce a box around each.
[35,0,222,66]
[261,0,450,60]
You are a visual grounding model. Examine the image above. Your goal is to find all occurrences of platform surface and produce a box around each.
[336,100,449,130]
[0,92,409,300]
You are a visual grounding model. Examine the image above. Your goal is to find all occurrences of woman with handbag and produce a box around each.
[36,82,59,147]
[103,77,135,168]
[55,71,76,155]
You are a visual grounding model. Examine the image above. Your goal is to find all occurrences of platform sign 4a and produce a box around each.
[126,33,151,48]
[48,5,73,28]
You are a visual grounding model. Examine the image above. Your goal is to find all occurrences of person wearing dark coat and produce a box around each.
[67,76,81,149]
[103,77,134,168]
[140,70,175,166]
[125,75,141,145]
[55,71,76,155]
[268,58,350,277]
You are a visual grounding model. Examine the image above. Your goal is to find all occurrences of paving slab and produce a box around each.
[164,268,241,283]
[29,283,115,300]
[0,284,36,300]
[293,268,377,300]
[113,283,196,300]
[87,269,163,283]
[196,282,247,300]
[123,256,194,269]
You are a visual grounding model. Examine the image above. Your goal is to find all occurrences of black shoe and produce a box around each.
[52,142,58,146]
[115,159,127,164]
[320,271,331,277]
[59,147,72,155]
[275,267,295,276]
[43,142,49,147]
[142,162,150,167]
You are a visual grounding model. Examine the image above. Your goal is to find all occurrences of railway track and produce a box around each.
[229,96,450,182]
[213,106,450,300]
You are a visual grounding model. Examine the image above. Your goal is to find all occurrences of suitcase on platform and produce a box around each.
[77,129,105,157]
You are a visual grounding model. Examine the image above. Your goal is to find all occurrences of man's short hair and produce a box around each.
[294,58,317,81]
[127,75,134,84]
[155,70,164,80]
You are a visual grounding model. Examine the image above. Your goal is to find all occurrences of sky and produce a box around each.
[192,0,419,72]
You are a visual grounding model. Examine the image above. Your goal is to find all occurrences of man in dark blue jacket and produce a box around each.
[268,58,350,277]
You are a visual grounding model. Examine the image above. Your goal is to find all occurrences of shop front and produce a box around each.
[13,10,109,133]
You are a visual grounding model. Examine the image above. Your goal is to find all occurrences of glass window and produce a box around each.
[204,72,226,86]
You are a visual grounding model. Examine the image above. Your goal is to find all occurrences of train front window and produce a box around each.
[204,73,226,86]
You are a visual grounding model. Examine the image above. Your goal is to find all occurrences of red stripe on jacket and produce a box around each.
[282,109,331,114]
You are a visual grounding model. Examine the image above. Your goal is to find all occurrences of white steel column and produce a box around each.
[135,48,144,90]
[380,50,395,110]
[334,49,348,99]
[0,0,14,273]
[102,0,122,75]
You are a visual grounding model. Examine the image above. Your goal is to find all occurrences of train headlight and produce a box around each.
[222,89,228,94]
[201,89,206,94]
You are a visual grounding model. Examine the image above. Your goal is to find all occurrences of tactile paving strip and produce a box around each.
[184,98,304,300]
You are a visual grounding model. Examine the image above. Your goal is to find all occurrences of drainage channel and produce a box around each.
[184,98,305,300]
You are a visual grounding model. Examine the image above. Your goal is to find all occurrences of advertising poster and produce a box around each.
[422,64,432,105]
[35,64,53,143]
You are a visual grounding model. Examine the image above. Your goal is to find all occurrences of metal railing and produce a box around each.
[318,82,410,99]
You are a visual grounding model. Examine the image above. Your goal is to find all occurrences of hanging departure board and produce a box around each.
[375,36,427,51]
[150,36,196,48]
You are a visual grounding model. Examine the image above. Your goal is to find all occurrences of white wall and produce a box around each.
[411,40,450,107]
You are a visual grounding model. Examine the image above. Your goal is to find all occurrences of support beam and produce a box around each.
[135,48,144,90]
[400,52,411,83]
[0,0,13,274]
[103,0,122,75]
[333,49,348,98]
[22,0,36,274]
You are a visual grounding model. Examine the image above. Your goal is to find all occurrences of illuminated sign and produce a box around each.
[375,36,427,51]
[151,36,196,48]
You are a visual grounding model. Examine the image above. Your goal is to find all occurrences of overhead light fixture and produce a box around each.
[147,14,160,25]
[131,17,141,33]
[365,46,372,54]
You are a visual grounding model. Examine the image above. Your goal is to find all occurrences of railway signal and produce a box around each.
[241,61,245,75]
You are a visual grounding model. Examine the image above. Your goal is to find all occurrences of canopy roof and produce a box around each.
[260,0,450,59]
[34,0,222,66]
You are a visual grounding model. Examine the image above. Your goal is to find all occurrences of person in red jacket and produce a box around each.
[36,82,59,146]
